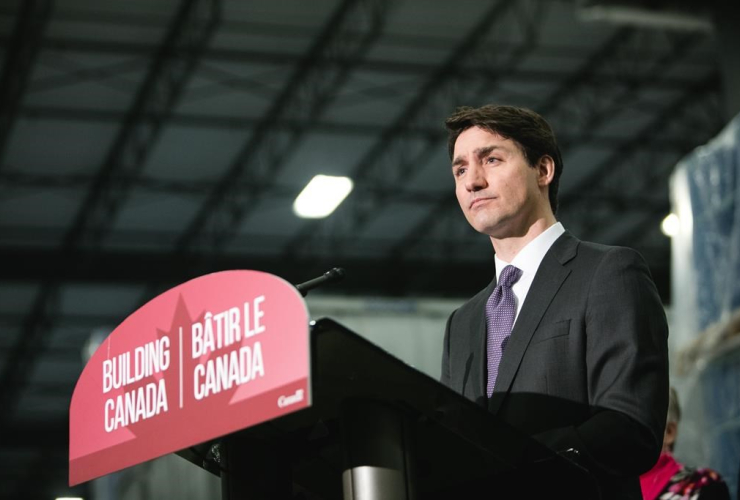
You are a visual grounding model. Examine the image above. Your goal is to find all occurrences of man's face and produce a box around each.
[452,126,547,239]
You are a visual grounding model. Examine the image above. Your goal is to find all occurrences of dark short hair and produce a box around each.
[445,104,563,215]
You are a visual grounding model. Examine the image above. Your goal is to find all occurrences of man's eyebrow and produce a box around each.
[452,156,466,168]
[452,144,506,168]
[474,145,502,159]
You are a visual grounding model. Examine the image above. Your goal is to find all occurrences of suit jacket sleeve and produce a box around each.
[533,246,669,477]
[441,310,455,388]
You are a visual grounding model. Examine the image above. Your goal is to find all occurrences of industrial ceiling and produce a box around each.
[0,0,728,498]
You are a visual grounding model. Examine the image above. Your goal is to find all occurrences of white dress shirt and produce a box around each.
[494,222,565,326]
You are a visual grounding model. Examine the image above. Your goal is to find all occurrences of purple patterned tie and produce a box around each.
[486,265,522,397]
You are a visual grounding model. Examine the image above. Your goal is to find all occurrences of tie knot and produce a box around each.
[498,265,522,288]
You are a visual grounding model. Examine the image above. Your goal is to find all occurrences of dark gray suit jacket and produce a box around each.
[441,232,669,499]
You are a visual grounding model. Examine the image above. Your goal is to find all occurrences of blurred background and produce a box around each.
[1,0,739,499]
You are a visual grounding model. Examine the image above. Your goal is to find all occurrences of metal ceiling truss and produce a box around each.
[0,283,60,425]
[1,33,581,69]
[0,0,220,427]
[0,0,52,168]
[537,28,703,152]
[29,56,146,94]
[7,33,709,104]
[561,148,683,244]
[174,0,392,254]
[559,72,722,242]
[286,13,709,264]
[0,122,699,199]
[574,75,723,245]
[1,171,458,211]
[64,0,220,250]
[17,103,703,148]
[283,0,548,259]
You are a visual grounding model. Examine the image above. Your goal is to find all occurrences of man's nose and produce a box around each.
[465,164,487,191]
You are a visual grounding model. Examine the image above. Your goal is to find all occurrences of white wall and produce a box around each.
[306,294,463,380]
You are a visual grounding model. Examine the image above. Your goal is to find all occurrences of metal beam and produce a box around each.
[0,126,698,190]
[0,243,672,302]
[552,76,721,288]
[29,56,145,94]
[0,246,498,298]
[0,171,455,206]
[0,34,587,64]
[0,283,60,423]
[0,0,221,428]
[5,35,706,96]
[558,72,722,214]
[578,78,723,247]
[537,29,702,155]
[63,0,220,250]
[19,104,700,143]
[174,0,392,254]
[0,0,52,168]
[283,0,547,258]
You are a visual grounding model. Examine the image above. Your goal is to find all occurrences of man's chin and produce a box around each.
[470,216,518,239]
[470,219,504,237]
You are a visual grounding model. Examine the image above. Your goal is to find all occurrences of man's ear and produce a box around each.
[537,155,555,187]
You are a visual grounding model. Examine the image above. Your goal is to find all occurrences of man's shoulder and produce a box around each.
[548,235,656,292]
[563,235,646,266]
[576,238,634,254]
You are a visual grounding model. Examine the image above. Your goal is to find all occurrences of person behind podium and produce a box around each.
[640,387,729,500]
[440,104,669,500]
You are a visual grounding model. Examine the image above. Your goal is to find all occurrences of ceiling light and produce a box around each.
[577,4,713,32]
[293,175,353,219]
[661,213,680,237]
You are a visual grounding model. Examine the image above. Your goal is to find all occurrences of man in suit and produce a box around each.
[440,104,669,499]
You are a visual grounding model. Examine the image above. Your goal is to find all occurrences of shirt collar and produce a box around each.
[495,222,565,281]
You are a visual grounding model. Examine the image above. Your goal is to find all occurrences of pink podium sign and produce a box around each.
[69,270,310,486]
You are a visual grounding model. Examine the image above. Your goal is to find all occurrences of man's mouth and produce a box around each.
[470,197,495,209]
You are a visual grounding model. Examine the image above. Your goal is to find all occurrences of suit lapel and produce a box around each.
[488,232,579,415]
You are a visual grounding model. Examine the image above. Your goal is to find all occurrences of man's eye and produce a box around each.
[486,156,499,164]
[455,167,466,177]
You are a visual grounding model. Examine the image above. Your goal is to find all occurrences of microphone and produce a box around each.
[295,267,345,297]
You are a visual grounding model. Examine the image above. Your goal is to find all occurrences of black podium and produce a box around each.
[178,318,599,499]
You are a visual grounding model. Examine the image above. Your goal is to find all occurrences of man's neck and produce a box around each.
[491,215,557,262]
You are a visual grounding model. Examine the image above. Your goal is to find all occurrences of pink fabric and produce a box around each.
[641,452,682,500]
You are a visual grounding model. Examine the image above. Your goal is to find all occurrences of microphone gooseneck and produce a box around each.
[295,267,345,297]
